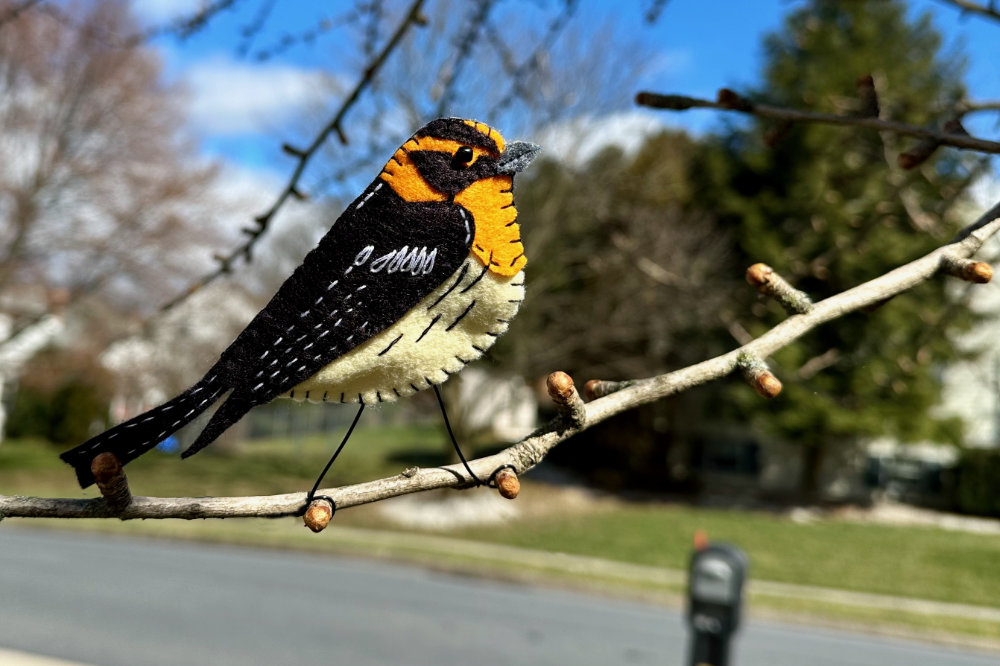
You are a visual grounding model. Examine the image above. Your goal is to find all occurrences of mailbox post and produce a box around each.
[686,542,748,666]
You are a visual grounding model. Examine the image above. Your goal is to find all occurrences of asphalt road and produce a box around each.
[0,528,995,666]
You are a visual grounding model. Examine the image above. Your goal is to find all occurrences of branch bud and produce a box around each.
[941,257,993,284]
[745,263,813,314]
[717,88,753,111]
[303,498,334,533]
[737,352,782,399]
[745,262,773,288]
[583,379,633,401]
[91,453,132,512]
[495,468,520,500]
[546,371,586,427]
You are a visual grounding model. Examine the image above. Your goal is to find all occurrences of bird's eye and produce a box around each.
[453,146,475,166]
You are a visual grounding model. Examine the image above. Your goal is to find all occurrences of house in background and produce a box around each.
[0,287,66,443]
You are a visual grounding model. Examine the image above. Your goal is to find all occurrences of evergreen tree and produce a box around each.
[696,0,980,498]
[493,133,738,490]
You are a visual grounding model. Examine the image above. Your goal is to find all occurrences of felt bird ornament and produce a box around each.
[61,118,539,493]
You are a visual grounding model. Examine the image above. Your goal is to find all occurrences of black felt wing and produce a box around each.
[64,181,475,477]
[214,183,474,406]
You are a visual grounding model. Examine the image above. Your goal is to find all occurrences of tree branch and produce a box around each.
[935,0,1000,25]
[4,200,999,524]
[635,90,1000,155]
[157,0,428,313]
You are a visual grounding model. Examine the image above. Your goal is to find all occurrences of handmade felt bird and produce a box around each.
[61,118,539,489]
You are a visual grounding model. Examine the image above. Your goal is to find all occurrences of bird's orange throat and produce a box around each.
[454,174,526,277]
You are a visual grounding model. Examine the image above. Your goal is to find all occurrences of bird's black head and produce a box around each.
[379,118,539,276]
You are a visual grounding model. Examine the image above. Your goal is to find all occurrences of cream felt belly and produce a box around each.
[284,258,524,404]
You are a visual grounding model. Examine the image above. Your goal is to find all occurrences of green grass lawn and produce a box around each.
[447,504,1000,609]
[3,430,999,619]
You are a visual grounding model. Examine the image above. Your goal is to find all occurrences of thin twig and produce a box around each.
[955,100,1000,115]
[157,0,427,313]
[935,0,1000,24]
[123,0,239,48]
[635,91,1000,155]
[5,201,999,521]
[489,0,578,116]
[433,0,495,117]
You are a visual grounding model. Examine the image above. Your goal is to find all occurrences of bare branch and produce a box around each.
[126,0,241,45]
[956,99,1000,115]
[4,201,1000,523]
[488,0,579,117]
[935,0,1000,24]
[157,0,428,313]
[432,0,495,117]
[635,90,1000,155]
[250,8,363,61]
[644,0,670,24]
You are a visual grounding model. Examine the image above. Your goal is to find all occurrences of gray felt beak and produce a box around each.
[496,141,541,175]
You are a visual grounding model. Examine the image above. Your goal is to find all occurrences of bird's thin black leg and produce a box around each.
[306,404,365,507]
[433,384,486,486]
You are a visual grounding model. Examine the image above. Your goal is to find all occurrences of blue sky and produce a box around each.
[131,0,1000,189]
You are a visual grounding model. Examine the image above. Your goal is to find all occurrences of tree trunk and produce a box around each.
[799,441,825,502]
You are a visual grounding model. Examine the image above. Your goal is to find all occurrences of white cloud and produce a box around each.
[183,57,334,135]
[643,48,694,81]
[971,170,1000,209]
[536,111,672,165]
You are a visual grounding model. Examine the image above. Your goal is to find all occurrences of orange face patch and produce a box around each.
[379,138,449,203]
[455,175,526,277]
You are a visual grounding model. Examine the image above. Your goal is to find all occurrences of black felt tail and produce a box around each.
[61,376,226,488]
[180,395,253,459]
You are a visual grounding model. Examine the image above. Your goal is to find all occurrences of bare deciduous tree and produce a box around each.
[0,0,219,330]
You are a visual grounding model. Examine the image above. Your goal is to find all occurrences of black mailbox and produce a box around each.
[686,542,748,666]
